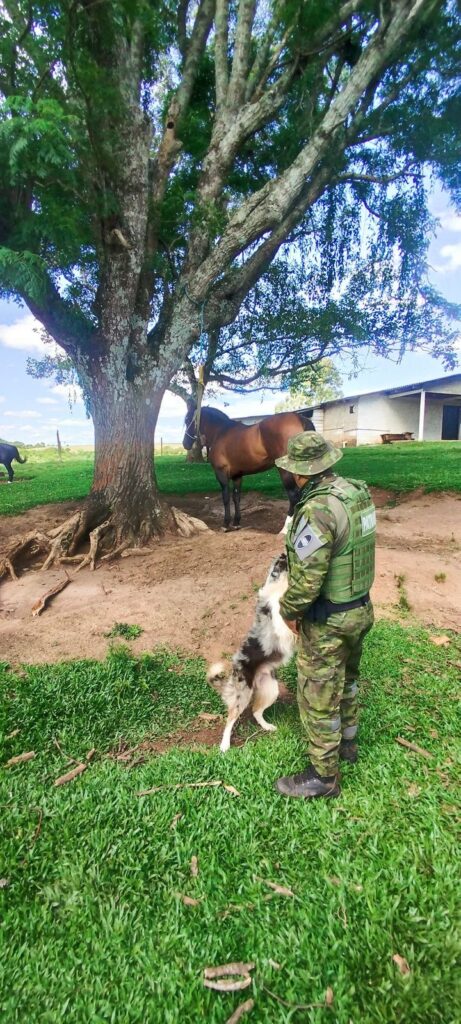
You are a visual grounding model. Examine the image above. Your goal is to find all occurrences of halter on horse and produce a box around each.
[183,402,315,529]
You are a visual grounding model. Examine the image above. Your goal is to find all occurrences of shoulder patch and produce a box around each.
[293,523,327,561]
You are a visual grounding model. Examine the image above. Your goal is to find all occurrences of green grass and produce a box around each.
[1,623,460,1023]
[104,623,144,641]
[1,441,460,516]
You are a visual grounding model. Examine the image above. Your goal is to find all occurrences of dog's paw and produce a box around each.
[253,714,277,732]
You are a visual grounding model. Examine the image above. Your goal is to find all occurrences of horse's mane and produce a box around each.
[201,406,233,427]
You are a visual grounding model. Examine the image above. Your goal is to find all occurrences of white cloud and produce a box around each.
[160,391,187,415]
[48,417,90,427]
[0,396,5,403]
[440,213,461,233]
[4,409,42,418]
[439,242,461,271]
[37,397,59,405]
[0,313,64,355]
[51,383,84,403]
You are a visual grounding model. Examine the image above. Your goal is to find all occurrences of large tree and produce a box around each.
[0,0,459,560]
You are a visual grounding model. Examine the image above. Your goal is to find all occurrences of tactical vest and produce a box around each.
[306,476,376,602]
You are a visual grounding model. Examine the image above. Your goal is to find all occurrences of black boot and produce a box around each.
[339,739,358,763]
[275,765,340,799]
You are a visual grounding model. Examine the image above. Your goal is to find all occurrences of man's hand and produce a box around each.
[284,619,299,635]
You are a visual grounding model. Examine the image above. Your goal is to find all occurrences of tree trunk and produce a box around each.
[186,439,206,463]
[87,371,172,547]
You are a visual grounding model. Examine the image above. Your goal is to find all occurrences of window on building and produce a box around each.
[349,404,355,414]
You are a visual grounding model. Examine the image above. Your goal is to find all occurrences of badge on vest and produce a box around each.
[293,521,326,561]
[361,509,376,534]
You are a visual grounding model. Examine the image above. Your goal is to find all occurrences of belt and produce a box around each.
[305,593,370,624]
[322,593,370,614]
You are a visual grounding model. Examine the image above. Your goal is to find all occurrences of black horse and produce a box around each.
[183,403,314,529]
[0,442,27,482]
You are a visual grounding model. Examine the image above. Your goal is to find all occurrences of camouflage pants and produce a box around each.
[297,603,374,776]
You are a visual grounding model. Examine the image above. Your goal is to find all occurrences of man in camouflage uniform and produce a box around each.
[274,432,375,799]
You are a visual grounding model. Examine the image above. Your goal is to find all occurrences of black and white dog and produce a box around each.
[208,554,295,752]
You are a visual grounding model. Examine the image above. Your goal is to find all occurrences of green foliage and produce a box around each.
[0,623,460,1022]
[0,0,459,370]
[1,443,461,516]
[104,622,144,640]
[275,359,343,410]
[0,247,48,303]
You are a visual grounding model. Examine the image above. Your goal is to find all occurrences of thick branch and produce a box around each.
[190,0,439,296]
[337,166,415,186]
[215,0,229,108]
[178,0,189,60]
[25,278,95,361]
[227,0,257,108]
[209,164,333,317]
[151,0,215,225]
[168,378,191,403]
[176,0,216,116]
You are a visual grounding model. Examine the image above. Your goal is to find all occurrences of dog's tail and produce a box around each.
[207,661,228,693]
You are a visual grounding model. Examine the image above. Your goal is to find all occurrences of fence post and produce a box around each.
[160,436,163,456]
[56,429,62,461]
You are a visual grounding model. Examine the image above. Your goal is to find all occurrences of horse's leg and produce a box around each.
[232,475,243,528]
[278,468,299,514]
[215,468,232,529]
[6,461,14,483]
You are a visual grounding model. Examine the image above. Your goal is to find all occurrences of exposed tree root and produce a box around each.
[0,503,210,612]
[0,530,50,580]
[171,506,210,538]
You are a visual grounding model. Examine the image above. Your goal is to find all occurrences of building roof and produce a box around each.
[311,372,461,410]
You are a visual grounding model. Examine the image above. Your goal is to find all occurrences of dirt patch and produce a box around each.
[107,715,228,762]
[107,685,295,762]
[0,490,460,666]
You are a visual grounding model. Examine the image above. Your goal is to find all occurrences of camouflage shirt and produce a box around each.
[279,471,350,622]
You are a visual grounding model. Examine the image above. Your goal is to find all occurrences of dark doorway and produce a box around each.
[442,405,460,440]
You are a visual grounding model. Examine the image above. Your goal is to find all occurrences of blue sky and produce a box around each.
[0,188,459,446]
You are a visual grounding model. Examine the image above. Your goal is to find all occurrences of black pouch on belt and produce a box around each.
[305,593,370,625]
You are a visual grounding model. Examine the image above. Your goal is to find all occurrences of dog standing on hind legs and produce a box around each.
[208,554,295,752]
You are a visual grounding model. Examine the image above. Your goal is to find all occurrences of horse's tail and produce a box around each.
[15,449,27,464]
[297,409,315,432]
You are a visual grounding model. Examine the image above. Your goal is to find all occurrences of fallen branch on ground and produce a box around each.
[204,964,255,980]
[5,751,36,767]
[254,876,294,897]
[32,575,71,616]
[204,977,252,992]
[225,998,255,1023]
[53,763,87,786]
[395,737,433,759]
[203,963,255,995]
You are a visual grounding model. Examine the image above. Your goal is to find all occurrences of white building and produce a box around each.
[236,373,461,445]
[310,373,461,446]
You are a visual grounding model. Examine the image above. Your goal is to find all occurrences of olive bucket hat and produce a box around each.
[275,432,343,476]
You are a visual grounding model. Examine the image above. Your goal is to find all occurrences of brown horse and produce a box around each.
[183,402,315,529]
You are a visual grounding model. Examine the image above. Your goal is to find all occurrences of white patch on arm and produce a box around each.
[293,522,327,561]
